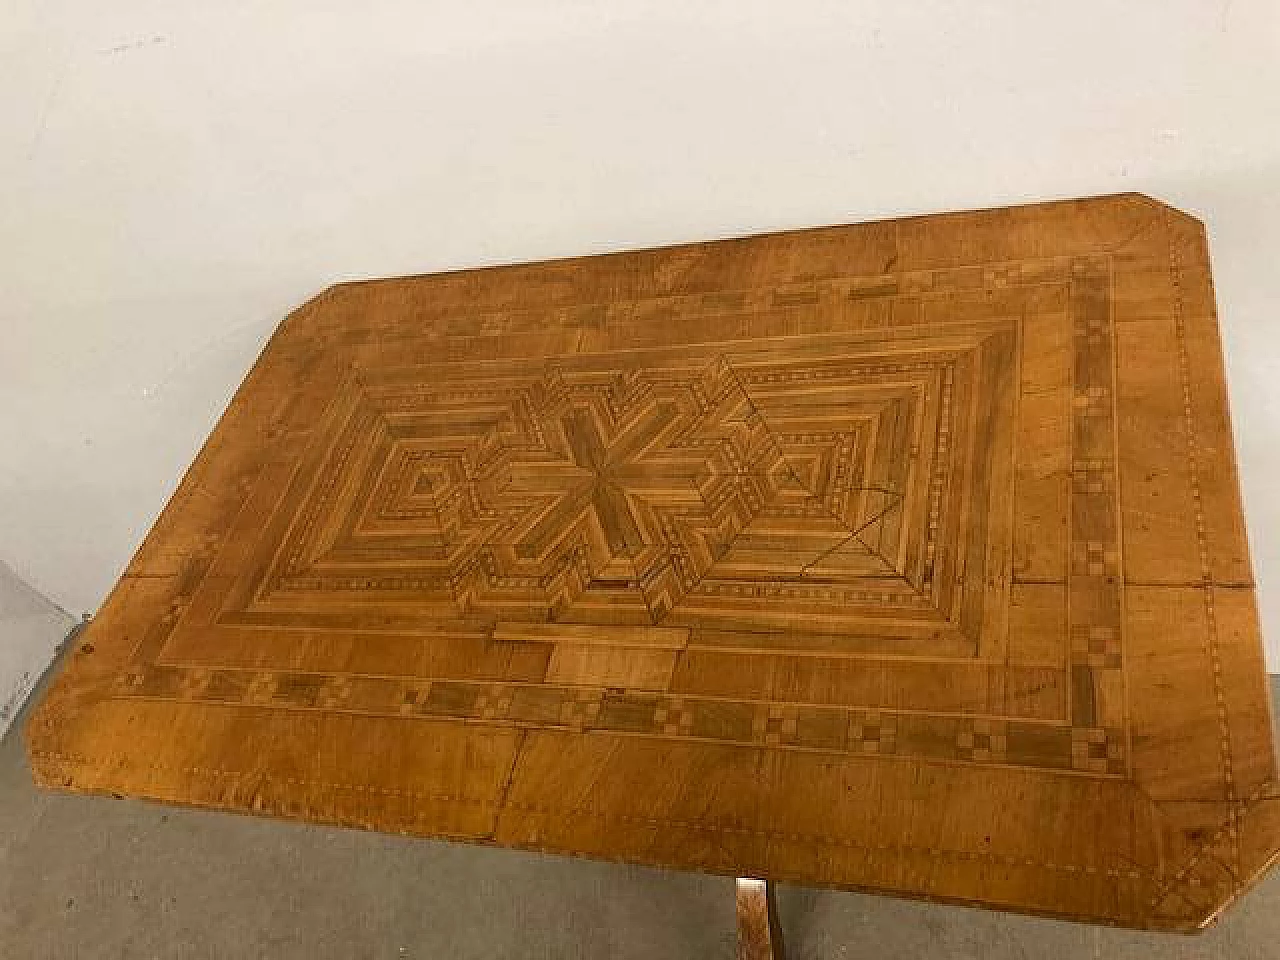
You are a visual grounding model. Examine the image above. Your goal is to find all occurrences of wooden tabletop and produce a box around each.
[29,194,1277,931]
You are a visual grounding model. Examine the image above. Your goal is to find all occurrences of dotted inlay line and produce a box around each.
[1166,215,1236,801]
[29,749,1146,881]
[1152,208,1242,914]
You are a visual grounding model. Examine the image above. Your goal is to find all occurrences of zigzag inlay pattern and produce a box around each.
[239,333,1016,654]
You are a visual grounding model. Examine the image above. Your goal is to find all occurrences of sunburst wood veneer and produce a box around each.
[28,194,1278,931]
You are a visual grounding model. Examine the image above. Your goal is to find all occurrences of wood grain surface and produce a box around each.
[27,194,1278,931]
[736,879,786,960]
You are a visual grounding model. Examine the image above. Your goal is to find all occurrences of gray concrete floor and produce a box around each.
[2,659,1278,959]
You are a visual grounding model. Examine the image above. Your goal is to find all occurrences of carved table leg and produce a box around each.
[736,877,786,960]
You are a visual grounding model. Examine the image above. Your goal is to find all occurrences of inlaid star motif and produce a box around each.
[503,397,695,567]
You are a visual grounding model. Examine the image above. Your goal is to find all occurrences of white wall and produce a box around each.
[2,2,1278,669]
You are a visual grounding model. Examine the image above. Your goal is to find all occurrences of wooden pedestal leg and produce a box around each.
[736,878,786,960]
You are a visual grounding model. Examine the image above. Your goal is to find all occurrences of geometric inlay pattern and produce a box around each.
[28,195,1279,931]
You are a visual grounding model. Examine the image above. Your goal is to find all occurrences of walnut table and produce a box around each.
[29,194,1278,936]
